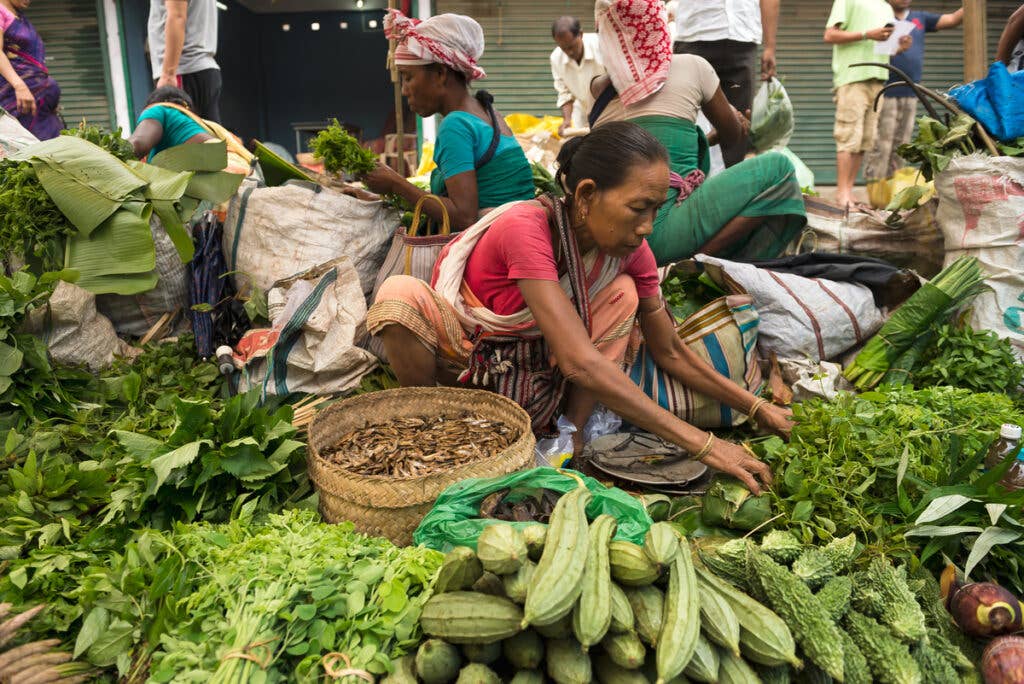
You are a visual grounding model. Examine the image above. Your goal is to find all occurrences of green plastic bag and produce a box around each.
[413,467,653,551]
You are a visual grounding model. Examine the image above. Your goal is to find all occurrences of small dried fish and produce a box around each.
[322,413,517,478]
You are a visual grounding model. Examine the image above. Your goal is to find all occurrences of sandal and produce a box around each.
[583,432,709,489]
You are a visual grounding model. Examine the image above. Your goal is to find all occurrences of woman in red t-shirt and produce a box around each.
[369,122,790,493]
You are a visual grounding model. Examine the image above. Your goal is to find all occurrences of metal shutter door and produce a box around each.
[435,0,597,116]
[28,0,113,130]
[779,0,1019,184]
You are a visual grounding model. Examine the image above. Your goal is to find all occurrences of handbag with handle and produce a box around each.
[366,195,453,361]
[371,194,452,300]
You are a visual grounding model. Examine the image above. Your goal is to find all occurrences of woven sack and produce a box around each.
[308,387,535,545]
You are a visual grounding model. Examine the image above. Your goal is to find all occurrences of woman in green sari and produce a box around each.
[590,0,806,266]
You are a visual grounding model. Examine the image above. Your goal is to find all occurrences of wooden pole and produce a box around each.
[963,0,988,82]
[387,0,406,176]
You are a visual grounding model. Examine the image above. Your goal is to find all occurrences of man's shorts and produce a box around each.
[833,79,886,153]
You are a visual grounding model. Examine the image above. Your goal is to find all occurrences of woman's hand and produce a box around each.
[702,438,773,495]
[735,107,751,138]
[755,403,794,441]
[14,83,35,116]
[360,161,405,195]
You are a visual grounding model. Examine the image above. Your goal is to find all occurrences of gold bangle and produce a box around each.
[748,398,769,421]
[694,433,715,461]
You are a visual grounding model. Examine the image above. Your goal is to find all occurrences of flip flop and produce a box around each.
[583,432,708,488]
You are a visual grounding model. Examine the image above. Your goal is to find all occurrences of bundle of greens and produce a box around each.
[661,271,724,323]
[754,385,1024,589]
[3,136,243,295]
[844,256,985,390]
[0,159,75,269]
[145,510,443,682]
[309,120,377,176]
[911,323,1024,396]
[61,123,135,162]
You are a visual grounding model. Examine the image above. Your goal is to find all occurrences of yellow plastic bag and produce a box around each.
[415,140,437,176]
[505,113,565,138]
[866,166,934,209]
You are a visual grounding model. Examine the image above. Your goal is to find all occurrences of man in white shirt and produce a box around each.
[675,0,779,167]
[550,16,605,135]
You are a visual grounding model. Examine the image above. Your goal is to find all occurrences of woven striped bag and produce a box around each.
[627,293,763,429]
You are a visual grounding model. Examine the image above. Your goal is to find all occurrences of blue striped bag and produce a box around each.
[627,293,763,428]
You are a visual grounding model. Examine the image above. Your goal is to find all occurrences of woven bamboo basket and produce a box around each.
[307,387,535,545]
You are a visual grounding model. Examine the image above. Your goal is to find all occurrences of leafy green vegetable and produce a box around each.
[309,120,377,176]
[147,510,443,682]
[661,271,724,323]
[61,123,135,162]
[531,162,562,197]
[0,160,75,269]
[755,385,1024,589]
[913,323,1024,397]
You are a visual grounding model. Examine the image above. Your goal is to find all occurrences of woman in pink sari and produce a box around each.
[0,0,61,139]
[369,122,793,494]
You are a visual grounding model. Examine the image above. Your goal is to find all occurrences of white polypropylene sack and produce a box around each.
[934,154,1024,360]
[695,254,884,362]
[0,110,38,158]
[236,257,379,396]
[23,281,139,370]
[223,178,400,299]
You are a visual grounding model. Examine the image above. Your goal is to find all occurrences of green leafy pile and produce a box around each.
[309,120,377,176]
[61,123,135,162]
[0,270,98,421]
[662,271,724,323]
[531,162,562,197]
[897,114,1024,184]
[755,386,1024,574]
[914,323,1024,396]
[145,510,442,682]
[0,160,75,268]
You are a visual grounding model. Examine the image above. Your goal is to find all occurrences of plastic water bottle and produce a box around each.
[985,424,1022,470]
[216,345,235,376]
[999,450,1024,492]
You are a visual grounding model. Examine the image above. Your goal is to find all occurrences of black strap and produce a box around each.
[588,84,619,128]
[474,90,502,169]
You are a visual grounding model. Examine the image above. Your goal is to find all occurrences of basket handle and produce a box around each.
[408,194,451,237]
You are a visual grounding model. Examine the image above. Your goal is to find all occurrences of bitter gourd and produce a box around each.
[844,610,921,684]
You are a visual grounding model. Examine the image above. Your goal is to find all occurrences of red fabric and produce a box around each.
[455,203,660,315]
[385,10,487,81]
[596,0,673,106]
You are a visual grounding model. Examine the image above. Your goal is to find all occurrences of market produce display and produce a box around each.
[753,385,1024,592]
[699,534,977,683]
[397,483,810,684]
[322,415,517,477]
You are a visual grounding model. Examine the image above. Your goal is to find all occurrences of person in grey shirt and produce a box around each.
[148,0,221,121]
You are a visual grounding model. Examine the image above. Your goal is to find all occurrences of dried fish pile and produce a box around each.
[322,415,517,477]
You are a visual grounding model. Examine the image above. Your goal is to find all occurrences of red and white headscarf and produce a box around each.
[594,0,672,105]
[385,10,487,81]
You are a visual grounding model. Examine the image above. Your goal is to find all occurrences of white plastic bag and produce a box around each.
[534,416,576,468]
[750,78,794,152]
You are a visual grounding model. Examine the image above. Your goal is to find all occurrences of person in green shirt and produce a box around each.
[824,0,897,207]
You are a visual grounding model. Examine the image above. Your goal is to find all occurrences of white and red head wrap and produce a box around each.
[385,10,487,81]
[594,0,672,105]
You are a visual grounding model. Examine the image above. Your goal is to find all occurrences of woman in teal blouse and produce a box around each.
[129,87,213,161]
[361,10,534,231]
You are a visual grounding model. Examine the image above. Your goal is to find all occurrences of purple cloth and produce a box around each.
[0,10,62,140]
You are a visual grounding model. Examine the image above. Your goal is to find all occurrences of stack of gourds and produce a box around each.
[386,484,801,684]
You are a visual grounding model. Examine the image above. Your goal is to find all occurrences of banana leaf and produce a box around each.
[151,140,228,172]
[852,282,953,372]
[65,206,157,294]
[185,170,243,203]
[11,137,146,236]
[254,140,315,187]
